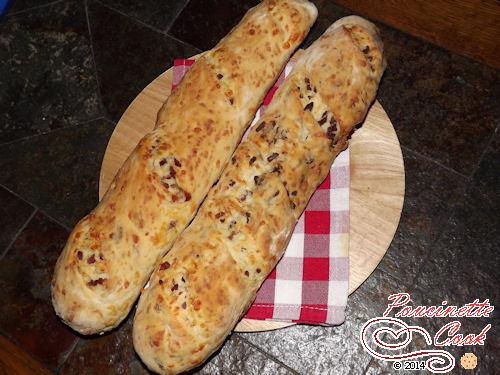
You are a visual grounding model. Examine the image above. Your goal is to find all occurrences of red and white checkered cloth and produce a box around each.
[172,59,349,325]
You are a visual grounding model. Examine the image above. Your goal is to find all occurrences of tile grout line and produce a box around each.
[400,145,469,179]
[93,0,201,53]
[236,334,301,374]
[37,208,72,231]
[84,0,106,118]
[463,120,499,188]
[0,183,72,231]
[164,31,203,54]
[0,116,105,148]
[93,0,164,34]
[56,335,80,372]
[0,208,37,261]
[5,0,64,17]
[164,0,191,34]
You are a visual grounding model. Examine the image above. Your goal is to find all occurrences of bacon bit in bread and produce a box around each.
[327,116,338,143]
[171,284,179,292]
[181,302,187,309]
[254,175,263,185]
[87,278,105,287]
[304,102,314,111]
[87,254,95,264]
[256,122,265,132]
[169,220,176,229]
[304,77,312,90]
[159,279,163,285]
[256,268,261,273]
[267,152,279,162]
[77,251,83,260]
[217,73,223,79]
[229,180,235,186]
[318,111,328,125]
[244,270,249,276]
[174,158,181,167]
[249,156,257,165]
[159,261,171,270]
[184,191,191,201]
[245,212,251,223]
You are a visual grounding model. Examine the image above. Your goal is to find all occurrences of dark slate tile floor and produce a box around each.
[0,0,101,144]
[0,0,498,374]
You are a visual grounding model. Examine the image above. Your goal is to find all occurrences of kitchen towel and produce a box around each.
[172,59,349,325]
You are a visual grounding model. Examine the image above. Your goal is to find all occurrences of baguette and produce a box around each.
[51,0,317,335]
[133,16,386,375]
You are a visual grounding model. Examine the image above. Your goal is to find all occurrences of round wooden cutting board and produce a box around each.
[99,56,405,333]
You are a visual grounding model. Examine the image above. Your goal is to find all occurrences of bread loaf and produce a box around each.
[133,16,386,375]
[51,0,317,335]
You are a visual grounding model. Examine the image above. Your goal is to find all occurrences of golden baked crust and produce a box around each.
[133,15,386,375]
[51,0,317,335]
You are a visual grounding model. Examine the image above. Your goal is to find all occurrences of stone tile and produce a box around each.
[0,186,35,255]
[241,317,372,375]
[168,0,259,51]
[378,148,467,281]
[376,25,500,175]
[240,270,410,374]
[416,187,499,308]
[59,312,150,375]
[196,335,294,375]
[99,0,189,32]
[88,0,200,121]
[0,118,115,228]
[0,211,78,371]
[0,0,101,144]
